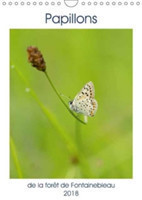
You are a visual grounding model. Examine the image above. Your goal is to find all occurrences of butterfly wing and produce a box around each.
[74,81,95,101]
[89,99,98,117]
[72,82,98,116]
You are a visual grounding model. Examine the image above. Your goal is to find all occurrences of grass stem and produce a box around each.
[10,136,23,178]
[44,71,86,125]
[75,115,82,151]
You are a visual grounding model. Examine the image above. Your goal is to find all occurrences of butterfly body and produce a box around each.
[69,81,98,117]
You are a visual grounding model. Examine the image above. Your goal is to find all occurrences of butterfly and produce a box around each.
[69,81,98,117]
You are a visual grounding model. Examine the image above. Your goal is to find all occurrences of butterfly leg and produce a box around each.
[84,115,88,123]
[60,93,71,100]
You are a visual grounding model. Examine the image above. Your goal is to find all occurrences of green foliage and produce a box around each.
[10,29,132,178]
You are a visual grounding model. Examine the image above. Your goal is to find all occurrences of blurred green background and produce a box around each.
[10,29,132,178]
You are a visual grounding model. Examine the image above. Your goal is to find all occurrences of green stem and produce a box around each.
[74,115,92,178]
[44,71,86,125]
[10,136,23,178]
[44,71,92,177]
[75,115,82,151]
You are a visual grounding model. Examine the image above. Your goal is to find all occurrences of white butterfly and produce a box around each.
[69,81,98,117]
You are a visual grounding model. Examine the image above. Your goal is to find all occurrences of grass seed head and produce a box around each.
[27,46,46,72]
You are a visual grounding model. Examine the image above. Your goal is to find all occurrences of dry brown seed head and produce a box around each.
[27,46,46,72]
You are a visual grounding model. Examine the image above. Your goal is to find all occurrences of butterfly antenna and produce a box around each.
[84,115,88,123]
[60,93,71,100]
